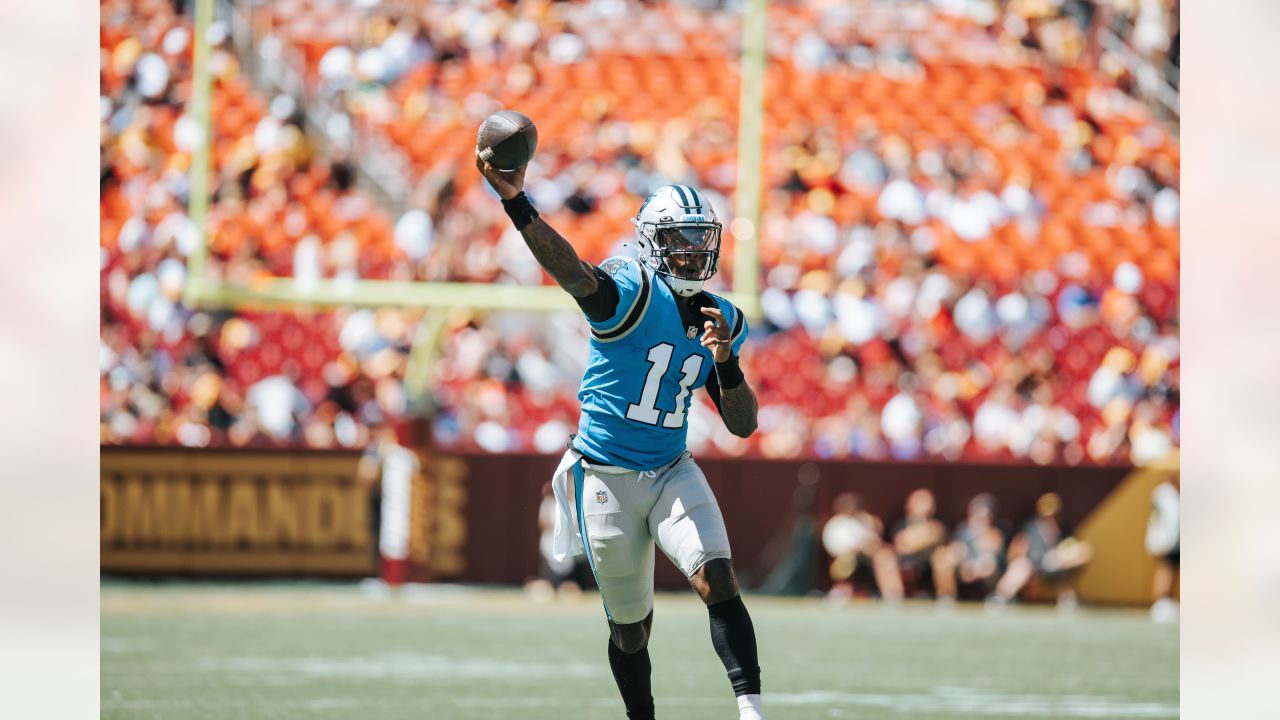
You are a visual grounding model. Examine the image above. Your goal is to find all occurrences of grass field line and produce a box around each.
[765,689,1177,717]
[104,690,1178,718]
[454,690,1178,717]
[100,648,1177,718]
[100,584,1162,623]
[200,651,601,679]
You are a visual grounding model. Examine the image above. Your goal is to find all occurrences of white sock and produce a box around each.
[737,693,764,719]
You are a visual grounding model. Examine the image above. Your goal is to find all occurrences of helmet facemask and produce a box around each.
[659,222,719,275]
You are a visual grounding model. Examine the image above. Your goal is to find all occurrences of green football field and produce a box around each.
[101,582,1178,720]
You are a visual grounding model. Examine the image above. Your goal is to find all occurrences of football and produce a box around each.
[476,110,538,171]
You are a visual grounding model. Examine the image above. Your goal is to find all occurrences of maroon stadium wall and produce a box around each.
[100,447,1129,590]
[435,452,1130,589]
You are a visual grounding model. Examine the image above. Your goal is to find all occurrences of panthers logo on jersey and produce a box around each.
[600,257,630,277]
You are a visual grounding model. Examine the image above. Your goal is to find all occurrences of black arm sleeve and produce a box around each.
[704,369,725,416]
[573,265,621,323]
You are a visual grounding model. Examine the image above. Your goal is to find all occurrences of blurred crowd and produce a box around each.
[819,478,1178,619]
[821,488,1093,608]
[101,0,408,448]
[934,0,1178,84]
[101,0,1178,467]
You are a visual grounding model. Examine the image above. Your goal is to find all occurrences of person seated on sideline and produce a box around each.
[526,481,586,602]
[890,488,955,601]
[945,494,1007,599]
[990,492,1093,608]
[821,492,903,603]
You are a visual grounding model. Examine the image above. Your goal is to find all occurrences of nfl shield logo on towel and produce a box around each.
[595,490,608,504]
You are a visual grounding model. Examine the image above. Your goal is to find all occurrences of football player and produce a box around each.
[477,155,765,720]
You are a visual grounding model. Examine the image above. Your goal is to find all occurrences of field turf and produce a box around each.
[101,582,1177,719]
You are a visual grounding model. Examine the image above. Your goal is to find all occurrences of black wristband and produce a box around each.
[715,355,745,390]
[501,191,539,231]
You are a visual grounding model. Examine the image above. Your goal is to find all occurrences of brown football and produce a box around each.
[476,110,538,171]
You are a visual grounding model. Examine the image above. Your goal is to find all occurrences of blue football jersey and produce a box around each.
[573,256,749,470]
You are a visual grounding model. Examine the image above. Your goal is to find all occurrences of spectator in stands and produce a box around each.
[821,492,903,603]
[990,493,1093,608]
[891,488,956,602]
[246,361,309,442]
[880,380,925,460]
[946,494,1007,599]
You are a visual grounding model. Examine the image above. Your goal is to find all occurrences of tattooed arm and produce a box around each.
[517,217,599,297]
[700,306,759,438]
[704,370,759,438]
[718,377,759,438]
[476,155,598,297]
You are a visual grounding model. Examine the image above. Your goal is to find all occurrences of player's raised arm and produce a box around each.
[700,305,758,438]
[475,155,599,298]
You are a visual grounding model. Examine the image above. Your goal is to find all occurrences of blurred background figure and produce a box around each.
[1145,477,1180,623]
[821,492,902,603]
[356,423,420,585]
[246,360,309,442]
[890,488,955,602]
[946,494,1007,599]
[526,481,585,602]
[753,465,821,596]
[991,492,1093,609]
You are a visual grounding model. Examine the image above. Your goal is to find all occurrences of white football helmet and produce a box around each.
[631,184,722,297]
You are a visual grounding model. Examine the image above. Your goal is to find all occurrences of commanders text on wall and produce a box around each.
[101,449,469,577]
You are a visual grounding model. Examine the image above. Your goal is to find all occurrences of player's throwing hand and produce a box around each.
[474,151,526,200]
[700,306,733,363]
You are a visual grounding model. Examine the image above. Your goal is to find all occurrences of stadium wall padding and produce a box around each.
[101,449,377,576]
[435,453,1131,592]
[102,448,1143,602]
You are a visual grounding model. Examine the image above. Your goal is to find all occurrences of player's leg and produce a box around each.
[607,610,654,720]
[651,457,764,720]
[688,556,737,603]
[689,559,764,719]
[574,462,658,719]
[1150,555,1178,622]
[609,610,653,653]
[597,552,657,720]
[992,555,1035,602]
[870,543,905,602]
[931,545,958,601]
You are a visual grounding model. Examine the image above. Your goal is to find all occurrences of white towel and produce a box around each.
[550,449,585,563]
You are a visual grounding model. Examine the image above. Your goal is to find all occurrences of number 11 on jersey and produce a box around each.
[626,343,703,428]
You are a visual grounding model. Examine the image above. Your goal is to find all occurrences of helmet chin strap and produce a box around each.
[661,273,704,298]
